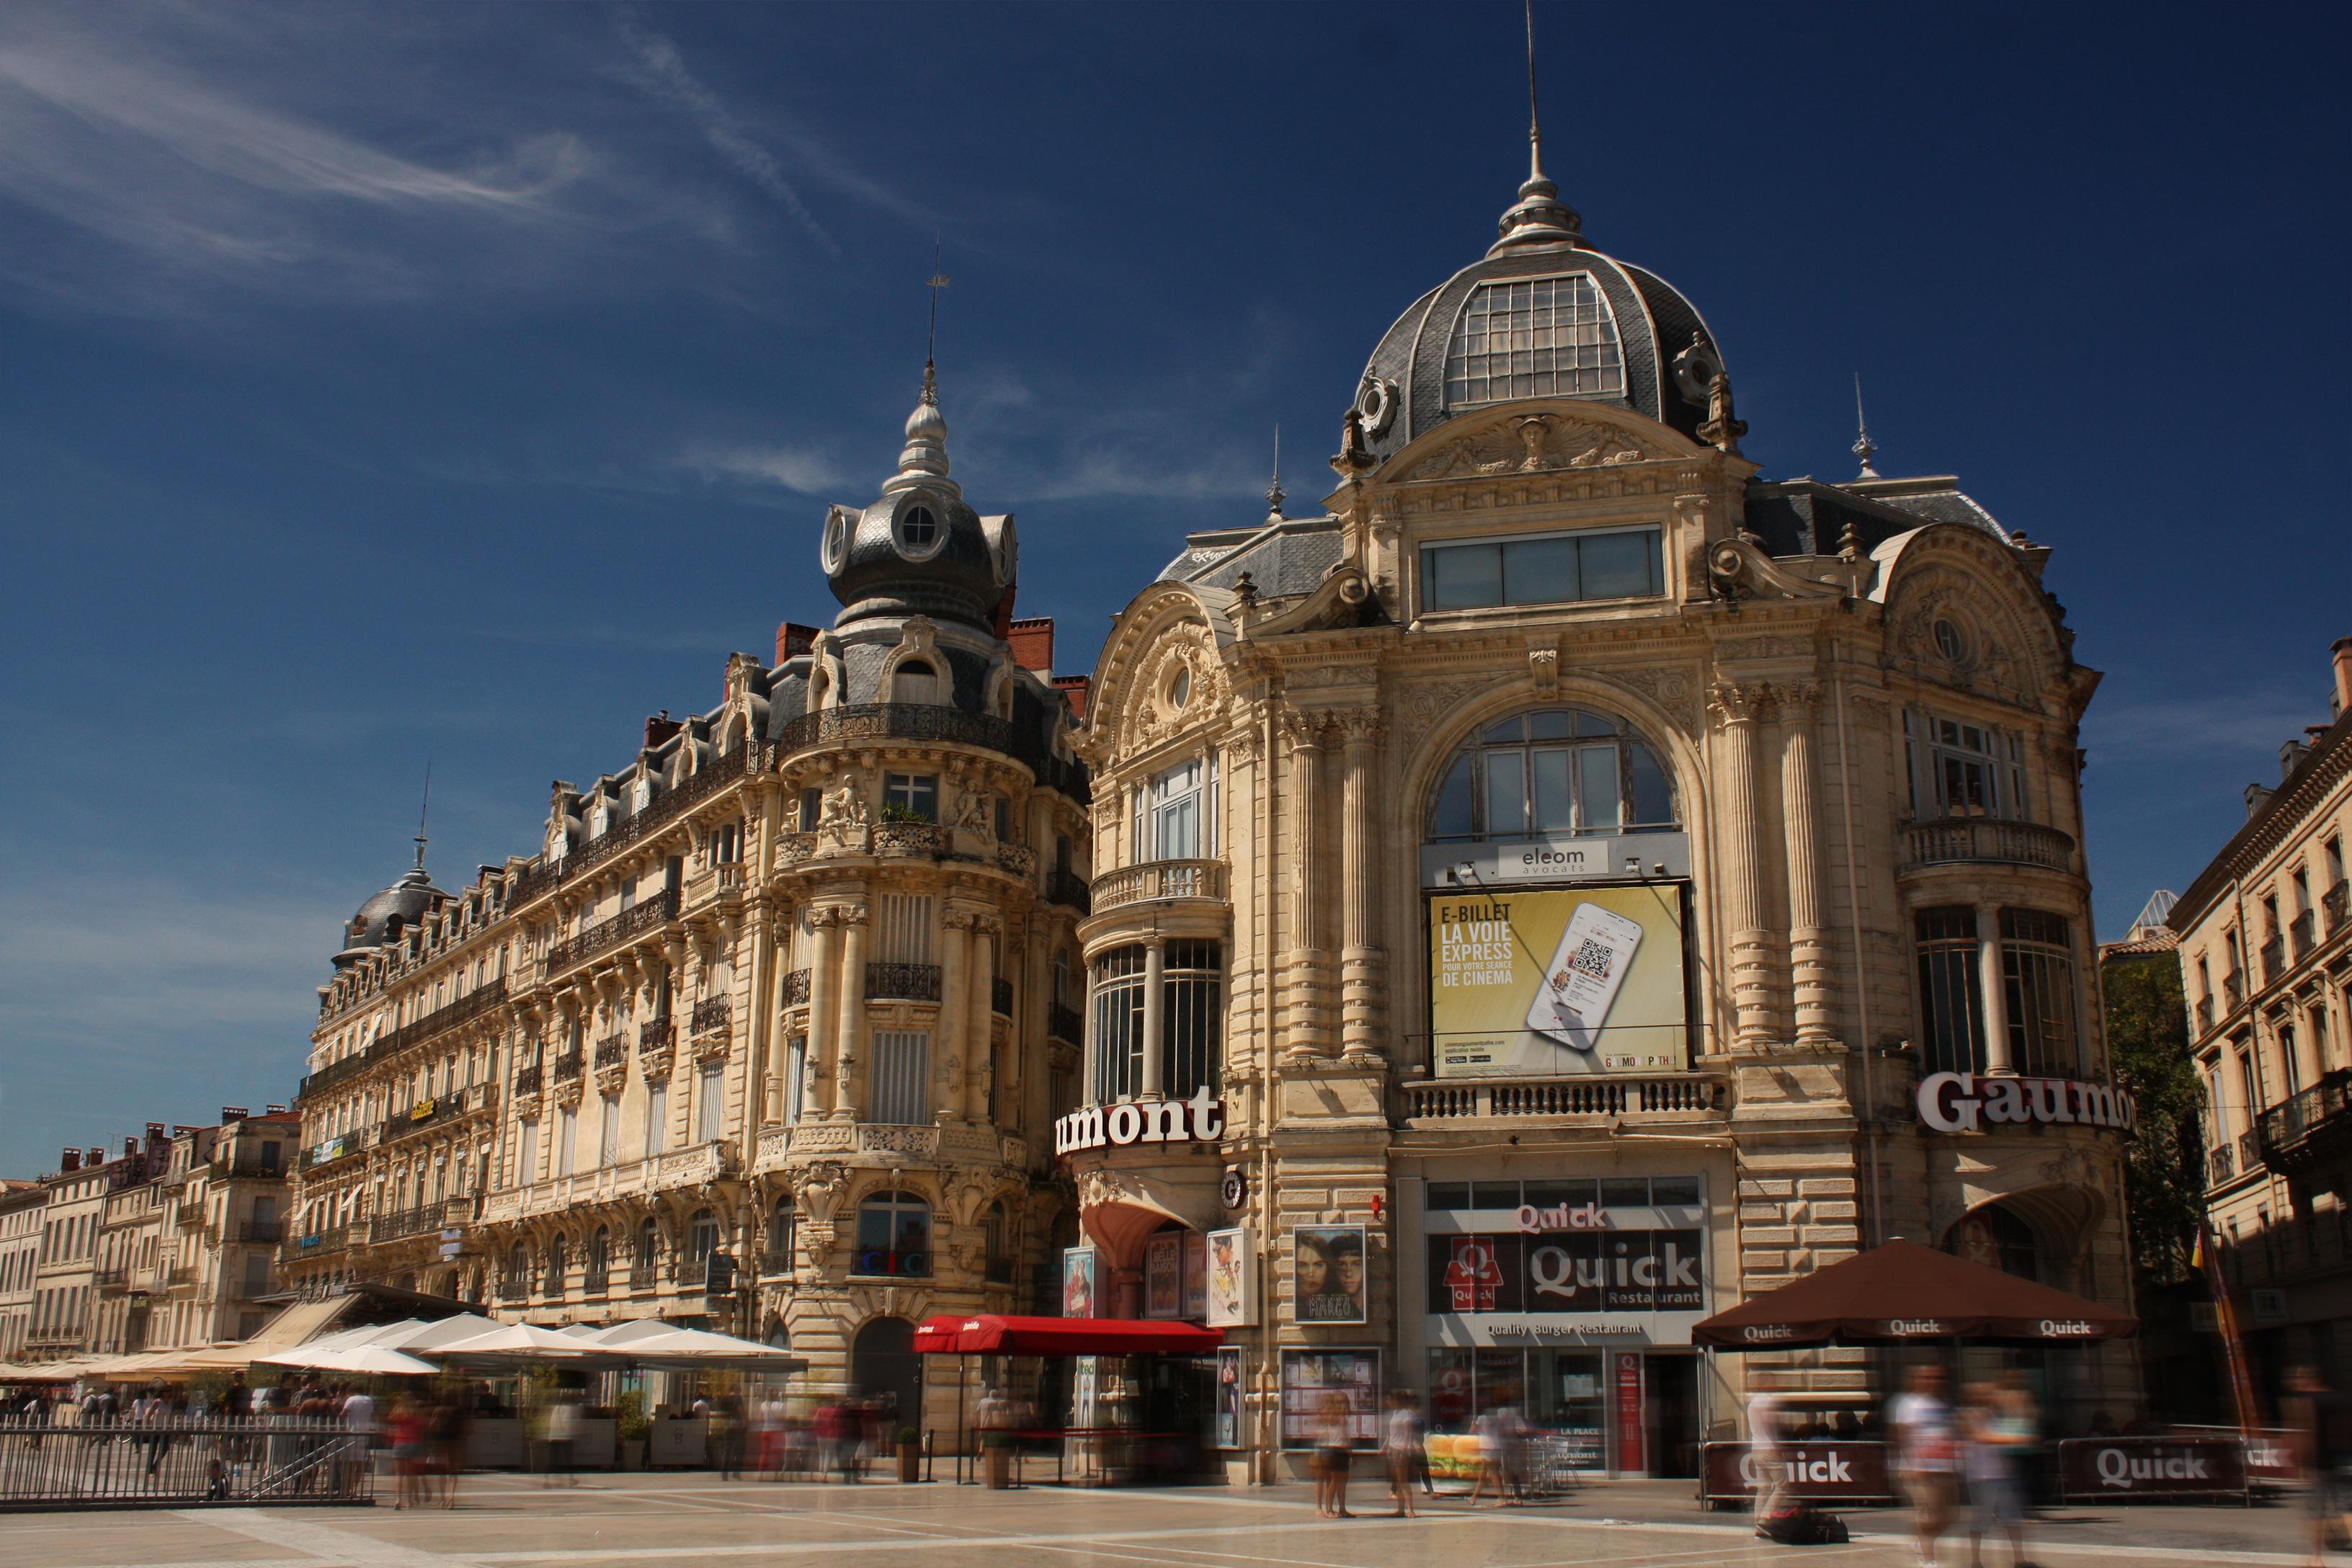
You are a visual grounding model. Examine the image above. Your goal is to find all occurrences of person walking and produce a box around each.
[2284,1364,2346,1568]
[1313,1389,1354,1518]
[1383,1391,1425,1518]
[1961,1378,2034,1568]
[1748,1368,1791,1534]
[1890,1365,1959,1568]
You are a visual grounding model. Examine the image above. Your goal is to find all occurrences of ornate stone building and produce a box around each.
[1063,138,2132,1477]
[2178,639,2352,1395]
[290,368,1088,1423]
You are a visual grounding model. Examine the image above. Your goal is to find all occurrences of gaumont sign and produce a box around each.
[2055,1438,2248,1501]
[1699,1442,1893,1505]
[1915,1071,2137,1135]
[1055,1087,1226,1157]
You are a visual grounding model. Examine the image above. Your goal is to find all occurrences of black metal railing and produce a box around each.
[545,888,680,975]
[94,1268,130,1291]
[2224,971,2245,1010]
[513,1064,543,1097]
[779,971,809,1008]
[594,1035,629,1071]
[640,1018,675,1056]
[676,1256,708,1288]
[2260,936,2286,987]
[2328,880,2350,936]
[0,1415,372,1505]
[1048,1002,1083,1044]
[2208,1142,2237,1187]
[992,977,1014,1016]
[2293,909,2317,961]
[549,746,764,886]
[584,1264,609,1295]
[552,1050,584,1083]
[1045,868,1091,913]
[2239,1128,2263,1175]
[865,962,942,1002]
[2194,997,2216,1035]
[280,1225,349,1262]
[2260,1070,2352,1172]
[232,1220,284,1245]
[760,1250,794,1278]
[774,703,1089,803]
[691,995,732,1033]
[301,979,508,1100]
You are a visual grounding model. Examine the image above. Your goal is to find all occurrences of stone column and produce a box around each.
[1281,710,1330,1059]
[806,913,839,1118]
[1777,684,1835,1046]
[1338,708,1386,1059]
[968,917,999,1122]
[937,911,971,1123]
[1977,900,2013,1074]
[834,905,869,1121]
[1708,682,1776,1049]
[1141,937,1168,1097]
[746,903,780,1126]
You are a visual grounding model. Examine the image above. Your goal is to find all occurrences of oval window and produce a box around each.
[1933,618,1966,662]
[899,505,940,554]
[821,507,851,573]
[1168,667,1191,709]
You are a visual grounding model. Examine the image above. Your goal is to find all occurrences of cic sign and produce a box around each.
[1056,1087,1227,1157]
[1915,1072,2137,1136]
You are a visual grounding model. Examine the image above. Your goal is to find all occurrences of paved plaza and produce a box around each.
[4,1472,2333,1568]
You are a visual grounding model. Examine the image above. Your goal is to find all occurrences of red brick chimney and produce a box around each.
[1054,674,1092,721]
[60,1149,80,1173]
[1007,618,1056,674]
[643,710,683,750]
[775,623,819,664]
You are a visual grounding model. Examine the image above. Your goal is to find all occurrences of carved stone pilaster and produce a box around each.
[1708,681,1776,1050]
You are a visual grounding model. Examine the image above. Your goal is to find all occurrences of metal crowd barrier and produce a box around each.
[0,1415,371,1510]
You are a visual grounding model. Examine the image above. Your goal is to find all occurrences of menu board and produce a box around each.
[1278,1349,1379,1451]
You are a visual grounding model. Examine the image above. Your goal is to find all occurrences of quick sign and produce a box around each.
[1055,1087,1226,1157]
[1700,1442,1894,1504]
[1427,1231,1703,1313]
[1915,1072,2137,1135]
[2055,1438,2246,1500]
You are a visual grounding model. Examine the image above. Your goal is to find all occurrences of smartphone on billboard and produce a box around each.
[1525,902,1643,1052]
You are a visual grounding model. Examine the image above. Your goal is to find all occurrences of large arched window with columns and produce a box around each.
[1090,941,1223,1104]
[1425,708,1676,843]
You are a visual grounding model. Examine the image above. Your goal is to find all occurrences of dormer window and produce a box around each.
[894,502,943,560]
[1444,275,1623,409]
[893,659,940,705]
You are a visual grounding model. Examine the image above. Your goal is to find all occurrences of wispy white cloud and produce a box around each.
[2081,686,2328,766]
[613,12,839,254]
[679,441,852,496]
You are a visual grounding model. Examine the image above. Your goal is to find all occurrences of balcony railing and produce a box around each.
[2292,910,2317,961]
[760,1250,794,1278]
[1092,858,1228,912]
[368,1197,476,1246]
[2328,879,2350,937]
[779,971,809,1008]
[496,1273,530,1303]
[676,1256,709,1288]
[584,1265,609,1295]
[867,962,943,1002]
[545,888,680,976]
[992,977,1014,1017]
[1045,868,1092,914]
[2208,1142,2237,1187]
[232,1220,284,1245]
[2260,936,2286,988]
[1048,1002,1083,1044]
[2224,971,2245,1010]
[301,978,508,1100]
[874,821,944,858]
[772,703,1088,803]
[641,1018,675,1057]
[548,745,762,888]
[552,1050,584,1084]
[1897,819,2075,876]
[594,1035,630,1072]
[2260,1070,2352,1173]
[94,1268,130,1292]
[1397,1074,1726,1122]
[2194,997,2216,1035]
[690,996,731,1035]
[513,1064,543,1097]
[2239,1128,2263,1175]
[281,1225,351,1262]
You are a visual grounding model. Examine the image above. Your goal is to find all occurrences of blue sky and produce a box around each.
[1,1,2345,1175]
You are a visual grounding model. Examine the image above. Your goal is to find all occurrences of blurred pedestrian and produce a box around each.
[2285,1364,2347,1568]
[1313,1389,1353,1518]
[1748,1367,1791,1533]
[1961,1380,2030,1568]
[1890,1365,1958,1568]
[1383,1390,1425,1518]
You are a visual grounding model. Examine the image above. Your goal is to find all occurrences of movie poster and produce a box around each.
[1292,1224,1368,1324]
[1214,1348,1244,1448]
[1061,1245,1097,1318]
[1182,1231,1208,1320]
[1206,1227,1256,1327]
[1144,1232,1182,1318]
[1427,883,1689,1078]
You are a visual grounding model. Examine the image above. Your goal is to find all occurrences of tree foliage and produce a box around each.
[2103,952,2205,1288]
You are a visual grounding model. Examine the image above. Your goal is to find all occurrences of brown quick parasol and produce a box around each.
[1692,1239,2137,1349]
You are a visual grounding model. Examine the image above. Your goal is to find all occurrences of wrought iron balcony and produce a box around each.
[94,1268,130,1292]
[2260,936,2286,987]
[639,1019,674,1056]
[772,702,1088,803]
[1048,1002,1083,1045]
[992,977,1013,1016]
[2207,1141,2237,1187]
[2224,971,2245,1010]
[552,1050,584,1083]
[779,971,810,1008]
[1398,1074,1726,1122]
[2260,1070,2352,1174]
[584,1264,609,1296]
[232,1220,283,1245]
[1092,858,1228,912]
[2195,997,2216,1035]
[760,1250,794,1278]
[553,745,762,886]
[2239,1128,2263,1175]
[513,1064,543,1097]
[2328,879,2350,937]
[545,888,680,976]
[690,996,731,1035]
[867,962,942,1002]
[594,1035,630,1072]
[1897,818,2075,876]
[281,1225,350,1262]
[496,1273,530,1302]
[1045,868,1092,914]
[2293,910,2318,961]
[300,978,509,1100]
[676,1255,709,1288]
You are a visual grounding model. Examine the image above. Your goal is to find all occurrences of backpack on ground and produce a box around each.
[1757,1502,1850,1545]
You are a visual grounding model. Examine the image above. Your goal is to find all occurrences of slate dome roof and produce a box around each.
[337,863,443,964]
[824,368,1008,632]
[1350,159,1724,463]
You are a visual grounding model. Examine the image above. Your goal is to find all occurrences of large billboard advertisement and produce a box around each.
[1427,882,1688,1077]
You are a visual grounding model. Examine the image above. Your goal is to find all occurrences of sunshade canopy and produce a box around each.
[914,1315,1224,1357]
[426,1321,624,1366]
[290,1345,442,1376]
[1691,1239,2138,1349]
[585,1324,806,1372]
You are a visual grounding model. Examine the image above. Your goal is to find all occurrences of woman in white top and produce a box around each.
[1383,1392,1424,1518]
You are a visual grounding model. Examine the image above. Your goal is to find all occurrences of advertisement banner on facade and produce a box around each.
[1293,1225,1368,1324]
[1061,1246,1097,1318]
[1214,1347,1245,1448]
[1698,1442,1894,1504]
[1207,1228,1257,1327]
[1144,1232,1182,1319]
[2054,1438,2248,1500]
[1427,883,1688,1078]
[1182,1231,1208,1321]
[1426,1231,1706,1315]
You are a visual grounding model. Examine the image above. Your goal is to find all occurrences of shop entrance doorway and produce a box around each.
[1643,1353,1698,1477]
[851,1316,922,1427]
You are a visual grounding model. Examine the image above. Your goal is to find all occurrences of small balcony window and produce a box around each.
[883,773,938,824]
[854,1192,930,1278]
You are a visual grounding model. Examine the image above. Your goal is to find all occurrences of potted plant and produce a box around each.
[896,1425,922,1482]
[617,1389,649,1471]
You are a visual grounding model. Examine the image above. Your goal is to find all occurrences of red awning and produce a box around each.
[913,1314,1224,1356]
[1692,1239,2138,1349]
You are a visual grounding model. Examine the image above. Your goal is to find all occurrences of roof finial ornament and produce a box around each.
[1696,370,1747,456]
[411,760,432,876]
[923,240,950,404]
[1265,425,1286,521]
[886,248,961,498]
[1852,373,1880,479]
[1489,0,1581,254]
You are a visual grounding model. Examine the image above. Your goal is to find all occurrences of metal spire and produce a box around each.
[923,241,950,404]
[412,760,432,873]
[1489,1,1581,253]
[1852,373,1881,479]
[1265,425,1286,521]
[1525,0,1543,184]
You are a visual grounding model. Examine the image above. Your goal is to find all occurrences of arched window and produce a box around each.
[768,1195,796,1275]
[1443,275,1623,407]
[1425,708,1675,842]
[688,1208,720,1266]
[504,1242,529,1294]
[544,1237,567,1296]
[893,659,940,705]
[853,1191,931,1278]
[636,1217,661,1270]
[586,1226,610,1292]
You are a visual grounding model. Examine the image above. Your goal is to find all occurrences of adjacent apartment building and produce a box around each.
[2177,638,2352,1391]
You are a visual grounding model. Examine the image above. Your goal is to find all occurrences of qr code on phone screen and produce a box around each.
[1570,937,1613,979]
